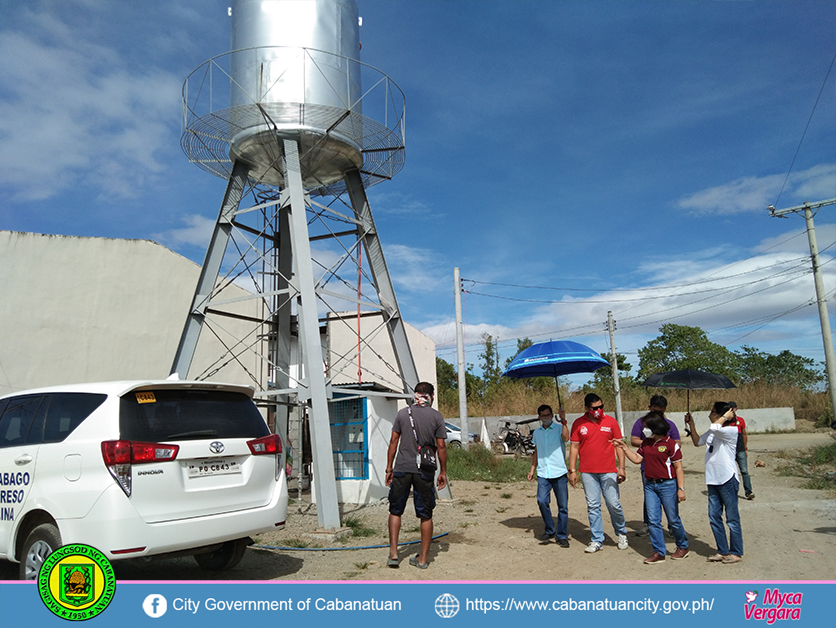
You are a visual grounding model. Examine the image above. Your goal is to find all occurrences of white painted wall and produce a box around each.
[0,231,263,394]
[333,395,397,504]
[326,311,437,399]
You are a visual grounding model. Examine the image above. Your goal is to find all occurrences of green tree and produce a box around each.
[479,333,502,387]
[637,324,738,380]
[588,352,635,391]
[504,337,533,370]
[735,346,824,391]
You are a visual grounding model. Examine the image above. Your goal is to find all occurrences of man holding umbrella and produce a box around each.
[568,393,629,553]
[527,404,571,548]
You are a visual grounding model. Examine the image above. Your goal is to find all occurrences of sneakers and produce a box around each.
[745,492,755,500]
[707,554,728,562]
[584,541,603,553]
[671,547,690,560]
[643,552,665,564]
[722,554,743,564]
[556,538,570,548]
[617,534,629,550]
[635,525,649,537]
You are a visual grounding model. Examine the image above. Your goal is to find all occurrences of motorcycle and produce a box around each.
[496,421,535,456]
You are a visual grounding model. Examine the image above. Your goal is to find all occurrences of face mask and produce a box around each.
[642,427,652,438]
[589,408,603,419]
[540,417,553,428]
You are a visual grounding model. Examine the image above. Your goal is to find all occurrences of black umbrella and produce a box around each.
[641,368,736,414]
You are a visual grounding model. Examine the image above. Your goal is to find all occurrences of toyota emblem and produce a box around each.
[209,441,225,454]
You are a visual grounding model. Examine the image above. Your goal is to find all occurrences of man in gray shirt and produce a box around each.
[385,381,447,569]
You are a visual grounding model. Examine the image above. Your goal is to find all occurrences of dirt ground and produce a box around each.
[92,430,836,582]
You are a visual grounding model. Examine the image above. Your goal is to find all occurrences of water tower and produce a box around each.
[172,0,418,530]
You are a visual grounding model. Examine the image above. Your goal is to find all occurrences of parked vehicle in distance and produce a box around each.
[444,421,479,449]
[0,380,288,579]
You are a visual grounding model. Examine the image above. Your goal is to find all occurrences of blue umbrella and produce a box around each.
[502,340,610,409]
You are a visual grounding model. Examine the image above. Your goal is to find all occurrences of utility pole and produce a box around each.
[607,311,624,436]
[768,198,836,423]
[454,267,469,448]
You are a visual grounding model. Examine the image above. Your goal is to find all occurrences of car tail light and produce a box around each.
[247,434,282,455]
[247,434,283,480]
[101,440,180,497]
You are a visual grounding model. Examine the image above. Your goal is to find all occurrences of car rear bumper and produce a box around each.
[56,476,288,561]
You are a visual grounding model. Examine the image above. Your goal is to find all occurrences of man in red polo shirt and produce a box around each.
[568,393,629,554]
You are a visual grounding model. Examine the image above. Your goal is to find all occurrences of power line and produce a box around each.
[775,47,836,206]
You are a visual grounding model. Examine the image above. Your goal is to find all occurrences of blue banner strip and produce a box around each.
[1,580,830,628]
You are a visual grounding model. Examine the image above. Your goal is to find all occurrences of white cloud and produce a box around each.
[385,243,447,292]
[676,163,836,215]
[154,214,215,248]
[0,10,181,202]
[425,225,834,371]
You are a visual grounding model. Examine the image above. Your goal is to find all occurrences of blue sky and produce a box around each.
[1,0,834,385]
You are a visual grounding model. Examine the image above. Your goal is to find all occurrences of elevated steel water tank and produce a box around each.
[229,0,362,187]
[182,0,405,193]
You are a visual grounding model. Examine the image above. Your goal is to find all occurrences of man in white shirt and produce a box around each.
[684,402,743,564]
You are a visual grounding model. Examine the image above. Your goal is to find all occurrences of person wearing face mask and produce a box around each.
[568,393,629,554]
[684,402,743,564]
[385,382,448,569]
[615,413,689,564]
[630,395,680,537]
[527,404,571,548]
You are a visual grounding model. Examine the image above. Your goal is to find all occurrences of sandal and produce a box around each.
[409,554,429,569]
[387,556,399,568]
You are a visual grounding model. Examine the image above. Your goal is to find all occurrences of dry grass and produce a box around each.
[441,380,831,423]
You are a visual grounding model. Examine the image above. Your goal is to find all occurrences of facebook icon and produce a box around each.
[143,594,168,618]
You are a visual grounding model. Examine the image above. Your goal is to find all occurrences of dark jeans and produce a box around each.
[736,449,753,495]
[707,476,743,556]
[536,475,569,539]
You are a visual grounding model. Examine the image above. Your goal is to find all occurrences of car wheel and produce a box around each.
[193,538,249,571]
[449,440,462,449]
[20,523,62,580]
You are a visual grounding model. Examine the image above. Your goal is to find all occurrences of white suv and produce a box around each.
[0,380,288,579]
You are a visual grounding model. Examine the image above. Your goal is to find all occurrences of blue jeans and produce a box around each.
[580,472,627,544]
[736,450,753,495]
[536,475,568,539]
[645,479,689,556]
[707,476,743,556]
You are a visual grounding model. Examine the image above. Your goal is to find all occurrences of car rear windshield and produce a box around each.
[119,389,269,442]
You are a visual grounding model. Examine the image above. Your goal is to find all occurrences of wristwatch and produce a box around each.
[678,487,685,491]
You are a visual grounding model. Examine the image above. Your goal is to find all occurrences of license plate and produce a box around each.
[187,458,241,477]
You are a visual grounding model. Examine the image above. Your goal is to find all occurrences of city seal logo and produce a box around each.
[38,544,116,621]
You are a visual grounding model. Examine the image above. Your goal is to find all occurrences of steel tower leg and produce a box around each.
[284,140,341,530]
[343,168,419,393]
[171,160,250,378]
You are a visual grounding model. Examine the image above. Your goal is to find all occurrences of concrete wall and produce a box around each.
[326,311,437,399]
[450,407,796,443]
[0,231,262,394]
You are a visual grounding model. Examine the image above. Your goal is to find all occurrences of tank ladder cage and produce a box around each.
[181,46,406,197]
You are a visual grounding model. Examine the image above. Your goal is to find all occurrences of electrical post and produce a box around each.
[607,311,624,436]
[768,198,836,424]
[454,267,469,448]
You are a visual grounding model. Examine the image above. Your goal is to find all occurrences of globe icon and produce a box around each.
[435,593,460,618]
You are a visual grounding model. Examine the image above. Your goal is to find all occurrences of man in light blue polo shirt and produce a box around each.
[527,404,571,548]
